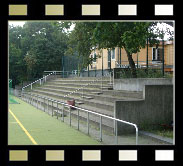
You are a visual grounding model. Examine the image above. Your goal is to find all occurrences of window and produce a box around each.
[152,48,163,61]
[93,53,96,63]
[111,48,115,60]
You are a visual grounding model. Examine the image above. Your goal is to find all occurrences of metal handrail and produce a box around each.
[115,61,142,68]
[115,60,165,69]
[22,71,56,91]
[21,91,138,145]
[44,70,79,77]
[63,71,113,99]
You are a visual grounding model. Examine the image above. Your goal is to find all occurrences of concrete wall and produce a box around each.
[114,78,173,91]
[114,85,173,134]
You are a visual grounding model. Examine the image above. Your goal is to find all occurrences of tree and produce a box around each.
[66,22,98,69]
[9,22,69,85]
[92,22,162,77]
[9,25,27,86]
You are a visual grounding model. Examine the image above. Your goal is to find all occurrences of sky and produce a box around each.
[9,21,25,27]
[9,21,174,40]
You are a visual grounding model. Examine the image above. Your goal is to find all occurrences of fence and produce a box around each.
[44,70,79,78]
[21,91,138,145]
[22,71,57,91]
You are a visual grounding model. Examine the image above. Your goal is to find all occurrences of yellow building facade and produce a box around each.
[89,40,174,72]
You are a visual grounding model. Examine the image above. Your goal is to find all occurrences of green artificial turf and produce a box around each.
[9,95,19,104]
[8,97,101,145]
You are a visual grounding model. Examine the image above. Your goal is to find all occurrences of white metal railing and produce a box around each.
[22,71,56,91]
[21,91,138,145]
[63,71,113,99]
[115,61,142,68]
[44,70,79,77]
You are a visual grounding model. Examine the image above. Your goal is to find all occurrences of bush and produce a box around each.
[117,68,172,78]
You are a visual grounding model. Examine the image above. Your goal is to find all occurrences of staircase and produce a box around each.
[26,76,143,134]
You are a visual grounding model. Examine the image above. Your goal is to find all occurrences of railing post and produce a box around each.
[62,104,64,122]
[69,107,71,126]
[100,116,102,142]
[29,93,31,104]
[77,109,79,130]
[29,94,31,104]
[28,94,29,103]
[31,94,33,105]
[40,79,41,85]
[31,83,32,90]
[40,97,41,110]
[37,95,38,109]
[87,112,89,135]
[29,94,30,104]
[136,129,138,145]
[57,102,58,119]
[47,99,49,114]
[51,100,53,117]
[44,97,45,112]
[26,93,28,102]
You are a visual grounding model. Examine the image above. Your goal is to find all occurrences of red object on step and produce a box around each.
[67,100,75,109]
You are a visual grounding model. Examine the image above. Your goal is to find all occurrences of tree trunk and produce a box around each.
[126,51,137,78]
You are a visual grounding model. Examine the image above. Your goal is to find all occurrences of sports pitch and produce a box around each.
[9,94,19,104]
[8,97,101,145]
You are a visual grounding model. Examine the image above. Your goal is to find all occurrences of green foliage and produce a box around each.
[115,68,172,78]
[9,22,69,86]
[72,22,173,77]
[9,21,174,86]
[66,22,98,69]
[68,22,170,77]
[139,122,173,139]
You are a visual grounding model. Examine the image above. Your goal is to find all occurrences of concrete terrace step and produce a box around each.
[102,90,143,99]
[41,85,100,92]
[43,83,111,90]
[91,92,103,95]
[35,87,135,103]
[101,87,113,90]
[36,86,106,98]
[39,86,140,100]
[42,80,142,99]
[48,80,111,85]
[55,76,111,81]
[36,86,100,96]
[81,96,94,99]
[31,89,114,112]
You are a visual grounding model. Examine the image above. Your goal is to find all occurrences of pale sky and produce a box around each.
[9,21,25,27]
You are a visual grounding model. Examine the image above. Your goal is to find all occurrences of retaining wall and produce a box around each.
[114,78,173,91]
[114,85,173,134]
